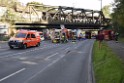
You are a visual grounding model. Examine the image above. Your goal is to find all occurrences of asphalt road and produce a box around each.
[0,40,94,83]
[107,41,124,59]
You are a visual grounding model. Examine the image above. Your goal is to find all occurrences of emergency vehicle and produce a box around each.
[102,30,114,40]
[52,28,68,43]
[8,30,41,49]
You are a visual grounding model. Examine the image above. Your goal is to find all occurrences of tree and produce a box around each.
[102,5,111,18]
[111,0,124,36]
[0,0,19,8]
[112,0,124,27]
[0,0,24,23]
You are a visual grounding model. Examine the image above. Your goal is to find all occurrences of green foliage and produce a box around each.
[119,37,124,42]
[0,0,19,8]
[10,30,15,37]
[93,41,124,83]
[110,0,124,37]
[112,0,124,30]
[0,35,10,41]
[102,5,111,18]
[0,0,23,23]
[1,9,17,23]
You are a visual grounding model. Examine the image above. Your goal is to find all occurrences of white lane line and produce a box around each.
[65,47,70,51]
[45,53,59,60]
[77,51,87,54]
[0,68,26,82]
[24,54,65,83]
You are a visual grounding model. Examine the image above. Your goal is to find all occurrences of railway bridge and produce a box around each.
[15,4,111,30]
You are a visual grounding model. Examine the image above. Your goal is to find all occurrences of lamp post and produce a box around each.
[101,0,102,11]
[99,0,103,29]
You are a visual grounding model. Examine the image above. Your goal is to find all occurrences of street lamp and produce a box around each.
[99,0,103,28]
[100,0,103,11]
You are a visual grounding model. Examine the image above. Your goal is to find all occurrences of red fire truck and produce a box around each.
[102,30,114,40]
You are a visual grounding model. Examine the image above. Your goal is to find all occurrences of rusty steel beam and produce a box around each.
[19,5,111,29]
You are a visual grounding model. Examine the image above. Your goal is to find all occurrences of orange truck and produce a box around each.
[8,30,41,49]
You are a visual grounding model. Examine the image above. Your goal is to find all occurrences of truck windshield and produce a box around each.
[15,33,26,38]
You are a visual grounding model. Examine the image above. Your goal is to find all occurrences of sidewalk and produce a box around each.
[107,40,124,60]
[0,41,7,44]
[0,41,8,48]
[0,41,7,43]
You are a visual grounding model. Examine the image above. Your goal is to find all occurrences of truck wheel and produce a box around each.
[36,42,40,47]
[23,44,27,49]
[9,46,14,49]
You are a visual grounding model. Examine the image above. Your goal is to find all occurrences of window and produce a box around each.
[15,33,26,38]
[31,34,36,38]
[27,34,30,38]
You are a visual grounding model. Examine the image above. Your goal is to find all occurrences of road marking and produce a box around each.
[45,53,58,60]
[65,47,70,51]
[77,51,87,54]
[24,54,65,83]
[0,68,26,82]
[87,41,94,83]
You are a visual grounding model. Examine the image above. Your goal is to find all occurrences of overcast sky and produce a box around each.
[19,0,114,10]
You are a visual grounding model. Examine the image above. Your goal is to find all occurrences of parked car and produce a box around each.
[8,30,41,49]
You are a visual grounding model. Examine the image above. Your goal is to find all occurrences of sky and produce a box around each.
[19,0,114,10]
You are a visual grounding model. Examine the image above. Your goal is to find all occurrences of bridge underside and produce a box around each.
[15,23,109,30]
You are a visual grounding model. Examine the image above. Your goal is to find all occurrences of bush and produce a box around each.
[0,35,10,41]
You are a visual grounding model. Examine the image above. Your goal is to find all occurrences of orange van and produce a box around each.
[8,30,41,49]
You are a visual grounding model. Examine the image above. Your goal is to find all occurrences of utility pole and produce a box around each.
[100,0,102,11]
[99,0,103,28]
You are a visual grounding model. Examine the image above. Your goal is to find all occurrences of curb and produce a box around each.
[87,40,96,83]
[91,41,96,83]
[91,61,96,83]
